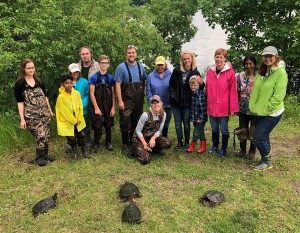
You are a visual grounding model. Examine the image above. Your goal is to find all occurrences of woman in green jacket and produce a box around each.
[249,46,288,171]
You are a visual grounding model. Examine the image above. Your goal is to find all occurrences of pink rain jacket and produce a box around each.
[206,62,239,117]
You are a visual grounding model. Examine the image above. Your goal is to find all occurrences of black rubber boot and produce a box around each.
[208,132,219,154]
[81,146,90,158]
[35,148,47,166]
[44,144,55,162]
[105,128,113,151]
[246,141,256,160]
[174,139,183,151]
[71,145,78,160]
[218,134,229,158]
[183,139,190,150]
[162,128,168,138]
[236,141,247,158]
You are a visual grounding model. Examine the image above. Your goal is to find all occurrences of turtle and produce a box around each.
[199,190,225,207]
[32,193,58,217]
[119,182,141,202]
[122,200,142,224]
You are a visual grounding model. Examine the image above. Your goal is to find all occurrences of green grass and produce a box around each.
[0,98,299,233]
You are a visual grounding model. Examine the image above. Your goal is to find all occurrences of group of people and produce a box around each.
[14,45,288,171]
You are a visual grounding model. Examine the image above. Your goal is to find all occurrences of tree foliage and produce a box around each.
[200,0,300,94]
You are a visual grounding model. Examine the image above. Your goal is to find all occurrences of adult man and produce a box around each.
[78,46,100,80]
[114,45,147,156]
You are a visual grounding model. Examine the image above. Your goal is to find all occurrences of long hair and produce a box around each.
[17,58,42,84]
[180,51,197,72]
[258,56,281,76]
[243,55,257,70]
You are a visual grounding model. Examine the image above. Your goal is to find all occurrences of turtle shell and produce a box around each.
[119,182,141,201]
[32,193,58,217]
[200,190,225,207]
[122,201,142,224]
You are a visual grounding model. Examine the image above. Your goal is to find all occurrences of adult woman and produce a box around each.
[132,95,172,165]
[14,59,55,166]
[206,48,239,157]
[169,51,204,150]
[147,56,172,137]
[235,55,257,159]
[249,46,288,171]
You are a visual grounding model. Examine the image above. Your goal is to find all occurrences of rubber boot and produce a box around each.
[175,139,183,151]
[187,141,197,153]
[235,141,247,158]
[105,128,113,151]
[183,139,189,150]
[218,134,229,158]
[208,132,219,154]
[253,155,273,171]
[162,128,168,138]
[246,141,256,160]
[44,144,55,162]
[35,148,47,166]
[81,146,90,158]
[198,140,206,153]
[71,145,78,160]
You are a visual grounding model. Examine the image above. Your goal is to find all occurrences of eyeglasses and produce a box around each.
[263,55,274,58]
[127,45,137,49]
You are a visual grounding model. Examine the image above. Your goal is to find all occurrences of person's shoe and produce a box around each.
[44,154,55,162]
[217,149,226,158]
[35,157,47,167]
[187,141,197,153]
[246,142,256,160]
[174,140,183,151]
[235,150,246,158]
[123,144,134,157]
[81,146,90,159]
[92,145,99,153]
[197,140,206,153]
[65,144,72,154]
[105,143,114,151]
[208,147,218,154]
[253,156,273,171]
[250,159,263,168]
[183,140,190,150]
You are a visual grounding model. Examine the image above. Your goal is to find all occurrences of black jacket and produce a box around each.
[169,67,203,107]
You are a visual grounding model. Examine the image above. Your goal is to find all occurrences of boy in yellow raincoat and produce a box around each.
[56,74,89,160]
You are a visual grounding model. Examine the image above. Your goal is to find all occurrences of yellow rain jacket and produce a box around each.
[56,87,86,136]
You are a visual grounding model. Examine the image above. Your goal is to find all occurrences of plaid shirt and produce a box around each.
[190,89,207,122]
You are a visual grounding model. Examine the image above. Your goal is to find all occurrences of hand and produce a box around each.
[110,108,115,117]
[143,143,152,152]
[20,119,26,129]
[196,119,202,123]
[50,111,55,119]
[195,75,204,85]
[95,108,102,116]
[230,112,236,117]
[76,120,81,125]
[149,137,156,148]
[118,100,125,110]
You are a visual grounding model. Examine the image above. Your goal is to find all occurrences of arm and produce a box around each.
[17,102,26,129]
[56,95,77,125]
[81,81,90,111]
[136,112,152,151]
[149,113,166,148]
[45,97,55,119]
[90,84,102,116]
[115,81,124,110]
[229,71,239,115]
[146,74,152,105]
[110,86,116,117]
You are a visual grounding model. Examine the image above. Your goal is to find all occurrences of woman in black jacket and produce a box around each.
[169,51,204,150]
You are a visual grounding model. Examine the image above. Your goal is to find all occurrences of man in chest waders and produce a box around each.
[114,45,147,156]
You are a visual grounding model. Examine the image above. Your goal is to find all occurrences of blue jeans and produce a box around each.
[209,116,229,135]
[254,114,282,157]
[163,107,172,131]
[172,106,190,141]
[84,114,91,145]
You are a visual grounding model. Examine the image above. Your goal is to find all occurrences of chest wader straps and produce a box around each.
[124,62,142,83]
[96,72,110,85]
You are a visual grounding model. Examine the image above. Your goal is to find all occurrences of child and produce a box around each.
[132,95,172,165]
[56,74,89,160]
[89,55,116,153]
[186,76,208,153]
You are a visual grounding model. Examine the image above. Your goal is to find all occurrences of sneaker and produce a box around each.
[253,161,273,171]
[208,147,218,154]
[92,145,99,153]
[105,143,114,151]
[250,159,262,167]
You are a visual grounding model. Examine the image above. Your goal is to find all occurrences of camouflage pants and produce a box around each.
[133,136,172,164]
[27,116,50,152]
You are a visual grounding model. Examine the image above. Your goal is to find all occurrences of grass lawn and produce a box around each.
[0,108,299,232]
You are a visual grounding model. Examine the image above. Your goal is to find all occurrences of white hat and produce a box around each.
[262,46,278,56]
[68,63,80,73]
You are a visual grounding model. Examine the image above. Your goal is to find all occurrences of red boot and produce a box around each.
[187,141,197,153]
[197,140,206,153]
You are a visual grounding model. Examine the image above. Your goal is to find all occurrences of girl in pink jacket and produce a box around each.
[206,48,239,157]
